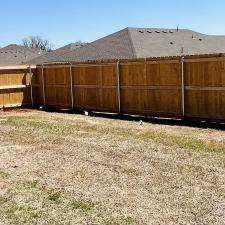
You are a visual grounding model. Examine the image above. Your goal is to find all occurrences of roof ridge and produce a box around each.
[47,28,133,63]
[24,46,73,63]
[127,28,137,58]
[49,46,87,63]
[85,27,129,45]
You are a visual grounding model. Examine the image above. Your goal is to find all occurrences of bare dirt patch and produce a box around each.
[0,111,225,225]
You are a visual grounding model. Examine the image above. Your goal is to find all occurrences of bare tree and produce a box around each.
[22,36,53,51]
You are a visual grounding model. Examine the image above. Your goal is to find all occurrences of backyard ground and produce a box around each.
[0,110,225,225]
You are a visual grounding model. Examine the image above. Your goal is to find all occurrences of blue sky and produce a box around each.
[1,0,225,48]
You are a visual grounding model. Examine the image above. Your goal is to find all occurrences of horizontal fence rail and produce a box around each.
[1,54,225,122]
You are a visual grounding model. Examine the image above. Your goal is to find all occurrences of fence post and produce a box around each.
[41,64,46,106]
[69,63,74,110]
[181,56,185,118]
[117,60,121,113]
[29,65,34,107]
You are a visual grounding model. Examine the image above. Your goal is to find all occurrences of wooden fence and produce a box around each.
[0,65,36,108]
[1,54,225,122]
[34,59,182,117]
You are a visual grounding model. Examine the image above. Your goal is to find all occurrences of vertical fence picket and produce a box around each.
[41,64,46,106]
[29,66,34,107]
[181,56,185,118]
[117,60,121,114]
[69,63,74,109]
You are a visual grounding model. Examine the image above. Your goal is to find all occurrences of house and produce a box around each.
[0,44,46,65]
[2,28,225,65]
[26,43,86,65]
[42,27,225,63]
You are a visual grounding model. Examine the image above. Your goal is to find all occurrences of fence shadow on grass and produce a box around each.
[40,106,225,131]
[90,112,225,131]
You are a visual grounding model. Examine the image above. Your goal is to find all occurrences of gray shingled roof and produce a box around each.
[26,43,86,64]
[51,28,135,63]
[49,27,225,63]
[0,44,46,65]
[2,28,225,65]
[129,28,225,57]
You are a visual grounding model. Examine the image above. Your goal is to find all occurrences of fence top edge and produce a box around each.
[35,53,225,67]
[0,65,36,70]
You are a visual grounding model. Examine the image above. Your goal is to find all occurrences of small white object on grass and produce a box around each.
[84,111,89,116]
[140,120,143,126]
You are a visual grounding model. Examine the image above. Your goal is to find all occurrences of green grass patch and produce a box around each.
[1,115,225,154]
[137,130,225,153]
[72,199,94,211]
[0,170,9,178]
[48,192,61,202]
[103,216,138,225]
[0,196,8,204]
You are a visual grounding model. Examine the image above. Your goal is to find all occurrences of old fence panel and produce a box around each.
[0,66,35,108]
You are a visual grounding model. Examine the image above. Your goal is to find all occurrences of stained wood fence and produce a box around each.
[1,54,225,122]
[0,65,36,108]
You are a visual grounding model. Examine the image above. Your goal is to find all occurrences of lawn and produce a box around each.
[0,110,225,225]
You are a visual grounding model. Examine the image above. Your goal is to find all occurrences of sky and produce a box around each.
[1,0,225,49]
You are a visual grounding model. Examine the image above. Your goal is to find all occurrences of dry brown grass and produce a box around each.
[0,110,225,225]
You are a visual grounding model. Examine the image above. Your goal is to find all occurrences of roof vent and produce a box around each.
[147,30,152,33]
[170,42,174,45]
[199,38,203,41]
[181,47,184,54]
[163,31,167,33]
[155,31,160,33]
[139,30,144,33]
[169,30,174,33]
